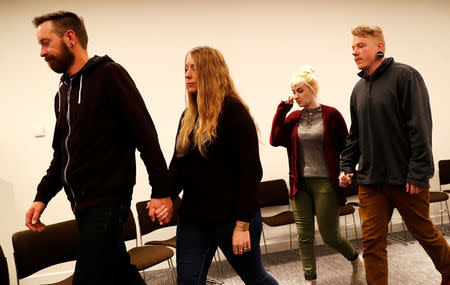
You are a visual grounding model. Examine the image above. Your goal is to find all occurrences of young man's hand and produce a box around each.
[25,201,46,232]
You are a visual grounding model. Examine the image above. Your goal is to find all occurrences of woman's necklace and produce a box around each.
[299,106,321,128]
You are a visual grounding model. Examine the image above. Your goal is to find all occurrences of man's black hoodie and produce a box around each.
[35,55,172,213]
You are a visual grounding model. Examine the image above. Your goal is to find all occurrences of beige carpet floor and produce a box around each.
[144,230,450,285]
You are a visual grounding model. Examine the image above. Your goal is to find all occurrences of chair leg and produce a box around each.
[352,213,358,239]
[289,224,293,251]
[387,211,408,245]
[357,207,363,229]
[214,250,224,279]
[205,250,224,284]
[344,215,349,239]
[262,227,268,254]
[440,201,450,235]
[168,258,177,285]
[401,218,407,241]
[438,200,450,229]
[446,201,450,225]
[142,269,146,282]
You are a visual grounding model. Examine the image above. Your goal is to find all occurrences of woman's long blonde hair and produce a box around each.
[176,46,251,157]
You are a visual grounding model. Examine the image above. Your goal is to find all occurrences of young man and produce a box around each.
[26,11,173,285]
[339,24,450,285]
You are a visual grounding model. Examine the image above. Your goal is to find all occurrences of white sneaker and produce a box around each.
[350,255,365,285]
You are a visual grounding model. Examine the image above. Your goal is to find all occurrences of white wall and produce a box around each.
[1,0,450,283]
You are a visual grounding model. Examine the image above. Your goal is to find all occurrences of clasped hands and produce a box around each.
[338,171,427,195]
[338,171,354,188]
[147,197,173,225]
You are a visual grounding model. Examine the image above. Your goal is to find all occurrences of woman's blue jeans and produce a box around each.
[176,209,278,285]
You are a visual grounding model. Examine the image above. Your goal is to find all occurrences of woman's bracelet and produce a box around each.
[235,221,250,231]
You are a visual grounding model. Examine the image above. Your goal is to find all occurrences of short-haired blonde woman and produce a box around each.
[169,46,278,285]
[270,66,364,285]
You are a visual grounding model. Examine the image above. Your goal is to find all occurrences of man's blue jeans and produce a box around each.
[176,209,279,285]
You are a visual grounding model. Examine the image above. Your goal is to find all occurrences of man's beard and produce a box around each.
[45,41,75,74]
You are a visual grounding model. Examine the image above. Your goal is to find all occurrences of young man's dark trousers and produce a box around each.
[72,204,146,285]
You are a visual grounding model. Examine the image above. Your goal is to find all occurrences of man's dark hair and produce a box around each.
[33,11,88,49]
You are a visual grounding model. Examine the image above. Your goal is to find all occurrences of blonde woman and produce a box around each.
[270,66,364,285]
[169,46,278,285]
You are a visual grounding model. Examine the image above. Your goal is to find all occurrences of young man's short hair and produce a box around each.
[352,25,385,43]
[33,11,88,49]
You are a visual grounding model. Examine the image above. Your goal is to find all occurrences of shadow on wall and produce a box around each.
[0,178,18,285]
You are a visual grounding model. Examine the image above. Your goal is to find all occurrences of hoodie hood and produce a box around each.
[60,55,114,85]
[57,55,114,109]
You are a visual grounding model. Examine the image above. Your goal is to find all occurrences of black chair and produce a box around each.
[12,220,79,285]
[135,197,181,249]
[340,175,360,239]
[390,161,450,241]
[436,160,450,230]
[339,204,358,239]
[123,210,176,284]
[342,174,410,244]
[135,197,224,284]
[0,244,9,285]
[388,159,450,243]
[257,179,295,254]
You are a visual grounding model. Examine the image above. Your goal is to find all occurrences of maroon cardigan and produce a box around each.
[270,101,348,204]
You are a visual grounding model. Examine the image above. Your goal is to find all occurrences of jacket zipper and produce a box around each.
[63,79,77,211]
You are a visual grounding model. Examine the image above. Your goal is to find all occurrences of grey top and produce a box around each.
[298,106,329,178]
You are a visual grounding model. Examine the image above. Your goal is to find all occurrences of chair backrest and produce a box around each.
[135,197,181,236]
[257,179,289,208]
[439,160,450,187]
[12,219,79,280]
[0,244,9,285]
[122,210,138,242]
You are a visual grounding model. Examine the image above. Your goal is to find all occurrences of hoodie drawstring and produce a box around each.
[78,75,83,104]
[57,82,63,112]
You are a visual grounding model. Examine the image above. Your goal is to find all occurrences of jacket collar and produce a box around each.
[60,55,113,86]
[358,57,394,80]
